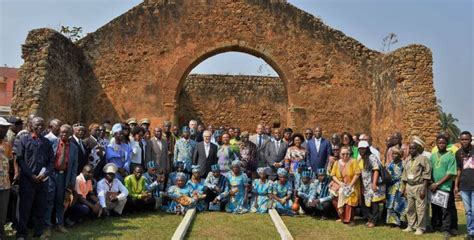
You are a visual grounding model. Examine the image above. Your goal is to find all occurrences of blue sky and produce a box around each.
[0,0,472,132]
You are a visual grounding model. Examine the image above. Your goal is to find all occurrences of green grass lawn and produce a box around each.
[185,212,279,239]
[282,211,467,240]
[50,212,182,240]
[4,209,467,239]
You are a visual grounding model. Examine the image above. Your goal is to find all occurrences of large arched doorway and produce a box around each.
[172,46,291,130]
[176,51,288,130]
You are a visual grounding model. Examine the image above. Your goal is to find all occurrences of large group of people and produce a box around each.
[0,115,473,240]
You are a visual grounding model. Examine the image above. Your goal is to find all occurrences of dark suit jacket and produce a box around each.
[192,142,218,177]
[264,140,288,167]
[52,139,79,188]
[306,137,332,172]
[71,136,87,175]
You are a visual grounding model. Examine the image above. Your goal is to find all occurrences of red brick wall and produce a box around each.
[0,67,18,106]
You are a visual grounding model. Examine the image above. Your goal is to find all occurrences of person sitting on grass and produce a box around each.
[250,167,273,214]
[204,164,229,211]
[296,170,315,215]
[167,172,196,215]
[167,161,189,191]
[271,168,294,216]
[311,168,335,220]
[186,165,207,211]
[124,165,154,212]
[68,164,101,225]
[143,161,166,210]
[97,163,129,217]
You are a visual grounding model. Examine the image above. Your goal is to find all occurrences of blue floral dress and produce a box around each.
[386,161,407,225]
[250,179,272,213]
[272,180,293,214]
[225,172,248,214]
[186,179,206,212]
[166,185,195,214]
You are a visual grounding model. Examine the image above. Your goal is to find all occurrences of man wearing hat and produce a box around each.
[105,123,132,182]
[127,118,138,129]
[297,170,316,215]
[143,161,166,210]
[0,117,13,238]
[173,126,196,173]
[311,168,334,219]
[96,163,129,216]
[204,164,229,211]
[6,116,23,145]
[140,118,151,131]
[402,141,432,235]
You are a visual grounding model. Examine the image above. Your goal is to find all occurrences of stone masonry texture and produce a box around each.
[11,0,440,150]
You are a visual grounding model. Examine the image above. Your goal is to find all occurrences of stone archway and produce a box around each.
[12,0,440,148]
[171,46,291,130]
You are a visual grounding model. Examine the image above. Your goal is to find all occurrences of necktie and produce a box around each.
[139,141,145,163]
[59,142,67,169]
[258,135,262,147]
[79,139,85,153]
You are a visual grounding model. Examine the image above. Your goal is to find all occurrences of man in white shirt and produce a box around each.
[97,163,129,216]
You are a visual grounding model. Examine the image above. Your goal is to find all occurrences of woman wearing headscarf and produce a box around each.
[186,165,207,211]
[271,168,294,215]
[167,172,196,215]
[225,160,249,214]
[358,141,386,228]
[106,123,132,182]
[330,146,361,226]
[250,167,272,213]
[386,146,407,227]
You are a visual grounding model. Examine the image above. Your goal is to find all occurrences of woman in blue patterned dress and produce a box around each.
[250,167,272,213]
[167,172,196,215]
[271,168,294,215]
[225,160,249,214]
[186,165,207,212]
[386,147,407,226]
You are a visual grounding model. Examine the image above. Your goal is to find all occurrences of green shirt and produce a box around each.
[430,151,457,192]
[124,175,147,199]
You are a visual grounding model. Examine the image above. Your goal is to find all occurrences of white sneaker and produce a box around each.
[403,227,414,232]
[414,229,424,235]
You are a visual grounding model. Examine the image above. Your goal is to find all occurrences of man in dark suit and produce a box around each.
[83,123,106,180]
[249,124,270,168]
[306,126,332,173]
[264,128,288,180]
[44,124,78,235]
[192,130,217,178]
[71,123,88,175]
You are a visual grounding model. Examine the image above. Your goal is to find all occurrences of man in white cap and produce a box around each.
[96,163,129,216]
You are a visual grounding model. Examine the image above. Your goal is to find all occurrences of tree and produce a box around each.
[59,25,83,42]
[437,99,461,142]
[381,33,398,52]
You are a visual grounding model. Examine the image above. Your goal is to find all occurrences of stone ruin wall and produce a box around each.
[177,74,287,131]
[11,0,440,150]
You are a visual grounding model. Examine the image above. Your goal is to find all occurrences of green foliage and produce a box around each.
[59,25,83,42]
[437,99,461,142]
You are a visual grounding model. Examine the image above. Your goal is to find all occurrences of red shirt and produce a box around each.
[54,140,70,171]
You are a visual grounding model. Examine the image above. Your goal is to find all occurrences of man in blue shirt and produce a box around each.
[15,117,54,239]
